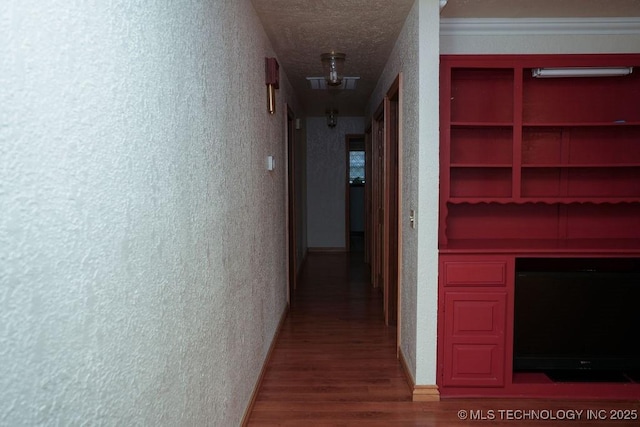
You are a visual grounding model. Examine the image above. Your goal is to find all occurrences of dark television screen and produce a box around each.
[513,258,640,374]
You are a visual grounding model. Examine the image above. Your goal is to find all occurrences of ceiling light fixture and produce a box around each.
[326,109,338,128]
[532,67,633,78]
[321,52,346,86]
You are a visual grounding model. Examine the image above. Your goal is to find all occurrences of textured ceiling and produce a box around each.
[251,0,415,116]
[251,0,640,117]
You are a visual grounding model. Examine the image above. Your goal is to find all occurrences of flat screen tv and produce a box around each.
[513,258,640,381]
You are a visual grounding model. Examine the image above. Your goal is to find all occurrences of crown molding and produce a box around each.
[440,17,640,36]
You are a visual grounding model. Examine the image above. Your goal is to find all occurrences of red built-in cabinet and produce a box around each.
[438,55,640,399]
[441,258,511,388]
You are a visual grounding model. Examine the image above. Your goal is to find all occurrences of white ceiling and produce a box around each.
[251,0,640,116]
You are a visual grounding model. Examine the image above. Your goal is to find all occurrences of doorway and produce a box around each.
[345,134,366,253]
[370,75,402,328]
[287,106,297,303]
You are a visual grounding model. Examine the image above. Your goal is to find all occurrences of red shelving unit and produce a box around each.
[437,54,640,399]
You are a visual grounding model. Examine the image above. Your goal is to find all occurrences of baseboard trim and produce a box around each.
[398,347,415,392]
[307,247,347,253]
[241,305,289,426]
[413,385,441,402]
[399,347,441,402]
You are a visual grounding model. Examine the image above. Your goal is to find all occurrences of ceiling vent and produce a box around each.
[306,76,360,90]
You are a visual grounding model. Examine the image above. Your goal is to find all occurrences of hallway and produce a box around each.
[245,253,640,426]
[246,251,418,425]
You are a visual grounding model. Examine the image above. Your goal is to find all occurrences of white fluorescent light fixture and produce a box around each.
[532,67,633,78]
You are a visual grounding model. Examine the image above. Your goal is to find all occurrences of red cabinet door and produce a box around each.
[442,292,507,387]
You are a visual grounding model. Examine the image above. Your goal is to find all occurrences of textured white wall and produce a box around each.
[366,1,419,381]
[306,116,365,248]
[365,0,440,386]
[414,0,441,386]
[0,1,294,425]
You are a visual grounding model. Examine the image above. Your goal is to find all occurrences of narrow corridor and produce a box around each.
[246,252,415,425]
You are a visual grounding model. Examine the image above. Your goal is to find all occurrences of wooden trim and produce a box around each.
[383,75,401,328]
[364,127,372,264]
[398,346,415,392]
[413,385,441,402]
[371,108,385,291]
[399,347,441,401]
[345,135,351,253]
[389,73,403,350]
[241,305,289,426]
[286,105,297,303]
[307,247,347,253]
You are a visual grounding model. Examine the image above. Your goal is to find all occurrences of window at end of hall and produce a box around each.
[349,151,365,184]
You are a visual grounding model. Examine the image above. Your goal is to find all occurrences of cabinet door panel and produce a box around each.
[443,292,507,387]
[446,344,504,387]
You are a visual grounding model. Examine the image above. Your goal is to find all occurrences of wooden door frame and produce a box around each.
[384,74,402,329]
[369,74,402,331]
[286,105,296,304]
[364,128,372,264]
[371,105,385,292]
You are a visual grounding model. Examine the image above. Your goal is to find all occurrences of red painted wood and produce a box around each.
[451,68,514,123]
[443,292,507,387]
[437,254,640,399]
[438,54,640,399]
[522,72,640,124]
[440,54,640,251]
[450,126,512,165]
[443,261,507,287]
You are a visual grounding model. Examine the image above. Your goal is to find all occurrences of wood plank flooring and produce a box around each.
[245,252,640,426]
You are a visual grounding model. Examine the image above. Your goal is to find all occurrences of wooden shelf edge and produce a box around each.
[523,121,640,127]
[439,239,640,254]
[451,122,513,127]
[522,164,640,168]
[451,164,512,168]
[447,198,640,204]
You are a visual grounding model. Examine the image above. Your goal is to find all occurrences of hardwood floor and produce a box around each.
[245,252,640,426]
